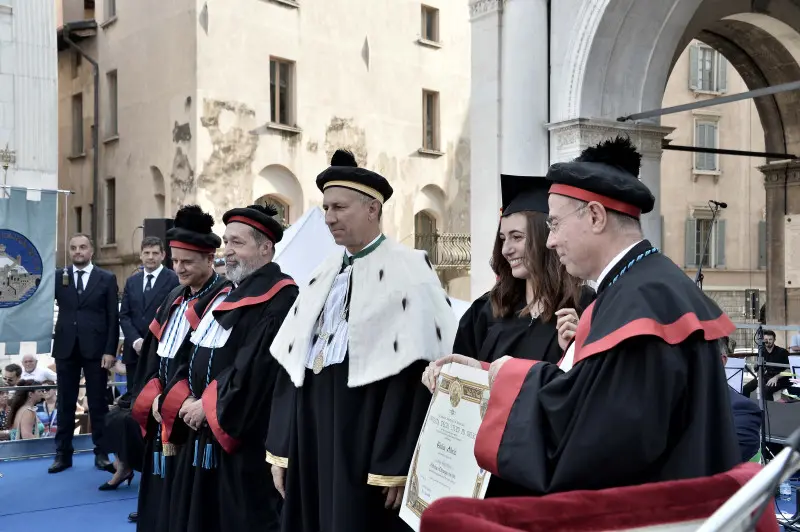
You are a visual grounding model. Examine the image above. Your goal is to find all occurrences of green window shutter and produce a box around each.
[685,219,697,267]
[689,44,699,90]
[716,53,727,93]
[758,220,767,269]
[715,219,726,268]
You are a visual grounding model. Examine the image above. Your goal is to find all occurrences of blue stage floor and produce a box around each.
[0,453,138,532]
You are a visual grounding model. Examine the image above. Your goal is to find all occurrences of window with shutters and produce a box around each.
[689,42,727,93]
[105,178,116,245]
[684,214,726,269]
[694,119,719,172]
[270,58,295,127]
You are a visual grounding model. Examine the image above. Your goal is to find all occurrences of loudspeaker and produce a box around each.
[143,218,174,269]
[744,289,760,320]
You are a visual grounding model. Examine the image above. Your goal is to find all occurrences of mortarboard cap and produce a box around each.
[546,136,655,218]
[500,174,550,216]
[316,149,394,203]
[166,205,221,253]
[223,204,284,244]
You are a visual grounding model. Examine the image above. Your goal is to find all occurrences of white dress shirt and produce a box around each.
[142,264,164,292]
[73,262,94,288]
[21,365,57,383]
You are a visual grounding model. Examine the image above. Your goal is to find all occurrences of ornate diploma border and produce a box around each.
[405,373,491,518]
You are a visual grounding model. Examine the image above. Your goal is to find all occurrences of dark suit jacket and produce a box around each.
[119,268,179,364]
[53,265,120,360]
[728,387,762,462]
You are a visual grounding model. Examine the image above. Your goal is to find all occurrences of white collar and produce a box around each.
[144,264,164,278]
[75,263,94,275]
[345,234,383,258]
[595,240,643,287]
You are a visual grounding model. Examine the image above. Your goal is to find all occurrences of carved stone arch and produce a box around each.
[253,164,304,226]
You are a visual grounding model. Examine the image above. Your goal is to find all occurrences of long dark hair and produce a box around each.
[489,211,585,321]
[5,379,41,430]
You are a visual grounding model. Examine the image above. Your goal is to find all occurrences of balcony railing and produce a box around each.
[414,232,471,270]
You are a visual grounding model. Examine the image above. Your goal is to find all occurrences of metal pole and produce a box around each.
[618,79,800,122]
[662,143,798,160]
[62,24,100,255]
[0,184,75,194]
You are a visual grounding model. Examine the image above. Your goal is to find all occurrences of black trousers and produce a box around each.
[743,375,791,401]
[54,341,110,455]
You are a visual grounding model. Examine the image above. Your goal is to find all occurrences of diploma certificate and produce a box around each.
[399,363,491,531]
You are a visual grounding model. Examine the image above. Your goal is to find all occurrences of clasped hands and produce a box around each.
[420,307,580,394]
[179,397,207,431]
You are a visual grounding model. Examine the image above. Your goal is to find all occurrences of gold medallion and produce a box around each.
[313,352,324,374]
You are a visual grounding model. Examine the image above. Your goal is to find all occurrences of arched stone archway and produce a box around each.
[253,164,304,224]
[470,0,800,320]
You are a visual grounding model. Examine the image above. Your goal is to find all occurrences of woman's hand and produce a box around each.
[555,308,580,351]
[421,354,481,393]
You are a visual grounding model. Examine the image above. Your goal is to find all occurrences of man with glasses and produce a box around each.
[428,137,740,504]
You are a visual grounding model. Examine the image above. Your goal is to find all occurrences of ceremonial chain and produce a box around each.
[608,247,659,288]
[159,274,219,384]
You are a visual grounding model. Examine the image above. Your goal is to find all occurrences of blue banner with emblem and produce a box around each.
[0,188,56,354]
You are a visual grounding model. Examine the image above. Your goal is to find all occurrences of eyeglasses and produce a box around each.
[546,206,586,233]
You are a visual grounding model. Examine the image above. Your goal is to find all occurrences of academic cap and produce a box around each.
[500,174,550,216]
[316,149,394,203]
[546,136,655,218]
[223,204,284,244]
[166,205,221,253]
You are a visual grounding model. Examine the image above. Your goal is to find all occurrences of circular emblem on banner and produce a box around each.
[0,229,43,308]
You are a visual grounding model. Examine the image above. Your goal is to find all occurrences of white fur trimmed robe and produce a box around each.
[271,236,457,388]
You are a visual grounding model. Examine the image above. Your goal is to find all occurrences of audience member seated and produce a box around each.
[6,380,46,440]
[721,337,762,462]
[0,390,9,441]
[20,354,57,383]
[3,363,21,389]
[743,330,791,401]
[36,380,58,437]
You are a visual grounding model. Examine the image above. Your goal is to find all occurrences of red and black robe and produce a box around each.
[470,240,740,496]
[166,262,298,532]
[130,273,227,532]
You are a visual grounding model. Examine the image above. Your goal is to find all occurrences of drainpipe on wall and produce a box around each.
[62,23,100,257]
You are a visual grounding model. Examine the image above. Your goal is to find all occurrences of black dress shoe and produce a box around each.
[128,512,138,523]
[48,455,73,474]
[94,453,116,474]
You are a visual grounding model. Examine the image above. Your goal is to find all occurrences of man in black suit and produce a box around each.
[50,233,120,474]
[119,236,179,384]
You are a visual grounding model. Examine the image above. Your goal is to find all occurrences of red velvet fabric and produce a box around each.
[201,379,240,454]
[161,379,191,442]
[131,378,162,436]
[420,463,778,532]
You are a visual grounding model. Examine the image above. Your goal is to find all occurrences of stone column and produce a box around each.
[547,118,674,249]
[468,0,503,298]
[500,0,549,176]
[760,160,800,331]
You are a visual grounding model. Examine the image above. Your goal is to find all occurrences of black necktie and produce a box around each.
[76,270,85,295]
[145,274,154,292]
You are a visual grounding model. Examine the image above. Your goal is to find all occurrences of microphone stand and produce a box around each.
[695,201,722,291]
[755,325,768,465]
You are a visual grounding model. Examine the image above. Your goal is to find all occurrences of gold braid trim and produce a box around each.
[266,451,289,468]
[162,443,181,457]
[367,474,407,487]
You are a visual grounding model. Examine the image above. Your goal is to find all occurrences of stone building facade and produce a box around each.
[55,0,471,298]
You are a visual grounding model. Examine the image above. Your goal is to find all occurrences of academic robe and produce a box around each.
[130,273,227,532]
[452,286,595,497]
[168,262,298,532]
[267,236,457,532]
[469,240,740,497]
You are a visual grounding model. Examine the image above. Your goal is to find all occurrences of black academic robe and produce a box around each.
[472,240,740,495]
[131,273,227,532]
[453,287,596,365]
[452,287,595,497]
[167,262,298,532]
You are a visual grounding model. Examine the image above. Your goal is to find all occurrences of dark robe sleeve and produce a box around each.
[201,286,298,454]
[473,336,732,494]
[160,354,194,444]
[452,294,491,359]
[265,367,295,468]
[130,332,164,436]
[366,359,432,487]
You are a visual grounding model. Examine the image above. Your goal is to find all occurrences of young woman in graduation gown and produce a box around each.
[429,174,594,497]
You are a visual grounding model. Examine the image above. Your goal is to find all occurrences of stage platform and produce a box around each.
[0,453,137,531]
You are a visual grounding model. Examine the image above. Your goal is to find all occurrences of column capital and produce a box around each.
[469,0,504,21]
[547,118,674,162]
[759,160,800,189]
